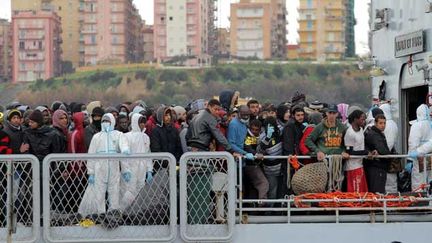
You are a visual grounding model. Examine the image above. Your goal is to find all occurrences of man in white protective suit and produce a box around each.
[79,113,130,215]
[408,104,432,191]
[120,113,153,209]
[379,103,399,193]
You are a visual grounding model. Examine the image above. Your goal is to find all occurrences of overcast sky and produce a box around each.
[1,0,371,55]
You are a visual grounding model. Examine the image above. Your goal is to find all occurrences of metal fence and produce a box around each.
[42,153,177,243]
[237,154,432,224]
[0,155,40,243]
[179,152,236,243]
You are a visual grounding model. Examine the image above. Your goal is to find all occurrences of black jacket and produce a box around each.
[23,126,63,161]
[364,126,391,170]
[186,109,232,151]
[282,119,305,155]
[2,121,24,154]
[84,123,100,151]
[52,126,68,153]
[150,106,182,161]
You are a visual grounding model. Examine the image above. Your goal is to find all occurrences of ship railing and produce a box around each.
[237,154,432,224]
[0,154,40,243]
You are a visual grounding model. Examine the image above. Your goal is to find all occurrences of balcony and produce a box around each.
[81,29,97,34]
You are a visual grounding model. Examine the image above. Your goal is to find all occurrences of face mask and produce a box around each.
[93,120,101,131]
[240,118,249,124]
[101,122,112,132]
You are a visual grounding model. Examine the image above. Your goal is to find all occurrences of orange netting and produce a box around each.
[293,191,425,208]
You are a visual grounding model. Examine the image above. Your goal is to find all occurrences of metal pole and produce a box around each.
[238,157,243,224]
[6,160,13,243]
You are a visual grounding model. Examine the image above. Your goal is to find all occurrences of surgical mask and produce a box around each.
[240,118,249,124]
[101,122,112,132]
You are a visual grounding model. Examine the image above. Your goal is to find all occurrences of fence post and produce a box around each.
[239,157,243,224]
[6,159,13,243]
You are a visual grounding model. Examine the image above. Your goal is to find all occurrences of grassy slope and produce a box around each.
[9,63,371,108]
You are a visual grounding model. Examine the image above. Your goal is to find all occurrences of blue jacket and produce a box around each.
[227,118,248,155]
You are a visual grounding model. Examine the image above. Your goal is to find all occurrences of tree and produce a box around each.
[61,61,75,75]
[272,65,284,79]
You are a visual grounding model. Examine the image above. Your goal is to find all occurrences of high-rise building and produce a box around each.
[153,0,214,66]
[298,0,348,60]
[0,19,12,82]
[216,28,230,57]
[12,10,62,82]
[142,22,154,62]
[80,0,144,65]
[345,0,356,57]
[230,2,272,59]
[12,0,81,68]
[231,0,287,59]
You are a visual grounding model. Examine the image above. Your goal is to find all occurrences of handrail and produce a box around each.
[237,154,432,224]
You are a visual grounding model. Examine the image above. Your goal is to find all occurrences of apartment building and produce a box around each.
[12,10,62,82]
[216,28,230,57]
[12,0,81,68]
[230,2,272,59]
[153,0,215,66]
[231,0,287,59]
[143,23,154,62]
[80,0,144,65]
[298,0,351,60]
[0,19,12,82]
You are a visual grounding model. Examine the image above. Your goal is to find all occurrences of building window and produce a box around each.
[307,20,313,29]
[307,0,313,8]
[19,41,25,50]
[169,16,173,21]
[91,35,96,44]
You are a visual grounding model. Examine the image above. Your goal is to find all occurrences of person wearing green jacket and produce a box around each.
[305,105,349,161]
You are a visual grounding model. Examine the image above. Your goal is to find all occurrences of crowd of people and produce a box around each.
[1,89,432,218]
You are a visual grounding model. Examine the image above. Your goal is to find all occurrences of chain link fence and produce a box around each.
[42,153,177,243]
[0,155,40,243]
[180,152,236,243]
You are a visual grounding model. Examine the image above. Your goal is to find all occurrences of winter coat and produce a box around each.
[186,109,232,151]
[305,118,347,155]
[23,126,63,161]
[2,121,24,154]
[52,126,68,153]
[227,118,248,155]
[379,104,398,150]
[283,119,305,155]
[364,126,392,170]
[145,115,157,137]
[150,107,182,160]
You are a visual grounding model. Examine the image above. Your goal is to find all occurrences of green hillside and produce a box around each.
[7,63,371,107]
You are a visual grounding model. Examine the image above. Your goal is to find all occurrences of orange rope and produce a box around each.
[294,192,424,208]
[288,155,301,170]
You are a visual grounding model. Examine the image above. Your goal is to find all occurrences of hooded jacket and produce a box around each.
[125,114,152,172]
[0,130,12,154]
[305,118,347,155]
[150,107,182,160]
[227,117,248,155]
[219,90,239,112]
[379,103,398,150]
[411,104,432,154]
[69,112,87,153]
[52,109,69,153]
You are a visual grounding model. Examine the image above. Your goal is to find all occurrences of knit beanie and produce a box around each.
[7,109,22,121]
[28,110,44,127]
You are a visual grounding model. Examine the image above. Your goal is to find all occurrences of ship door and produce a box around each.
[401,85,428,153]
